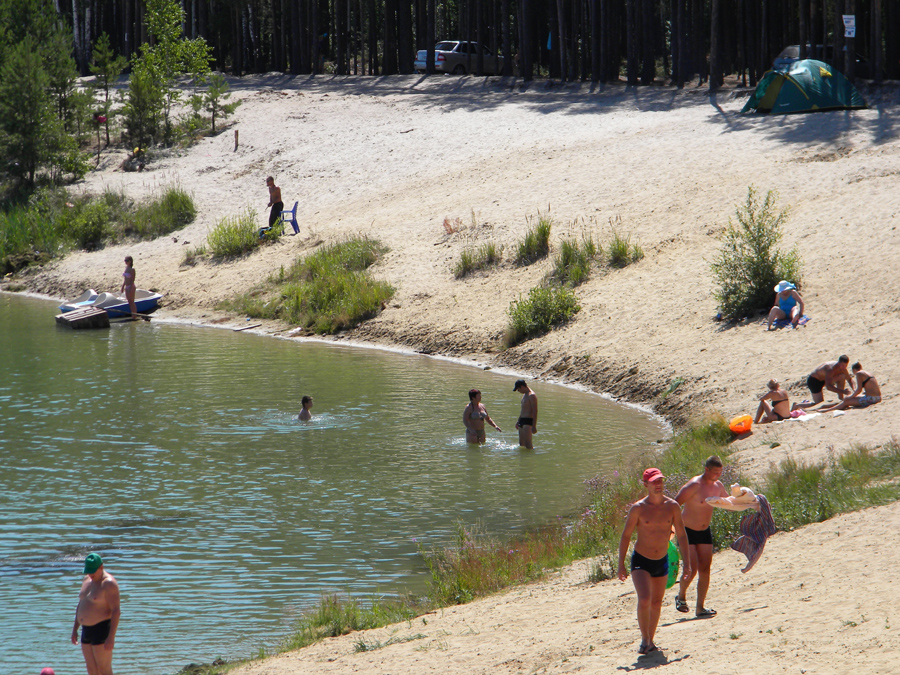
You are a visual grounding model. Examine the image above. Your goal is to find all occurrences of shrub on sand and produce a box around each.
[454,241,502,278]
[552,237,592,286]
[505,284,580,347]
[710,186,802,321]
[128,186,196,239]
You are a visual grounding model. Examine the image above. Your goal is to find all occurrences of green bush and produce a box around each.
[207,208,260,257]
[515,214,552,265]
[65,200,113,250]
[711,187,803,321]
[505,284,580,346]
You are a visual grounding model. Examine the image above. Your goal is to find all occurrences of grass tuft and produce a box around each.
[515,214,552,265]
[605,219,644,268]
[127,186,197,239]
[454,241,502,278]
[552,237,593,287]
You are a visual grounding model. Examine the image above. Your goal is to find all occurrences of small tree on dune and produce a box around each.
[204,74,241,133]
[710,186,803,322]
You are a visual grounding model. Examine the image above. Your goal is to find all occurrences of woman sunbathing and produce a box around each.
[754,379,791,423]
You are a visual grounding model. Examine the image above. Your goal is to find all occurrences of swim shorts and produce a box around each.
[858,395,881,408]
[81,619,111,645]
[517,417,534,427]
[685,526,713,546]
[631,550,669,578]
[806,375,825,394]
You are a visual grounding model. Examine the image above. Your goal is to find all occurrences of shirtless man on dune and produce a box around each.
[674,456,729,618]
[72,554,120,675]
[618,468,691,654]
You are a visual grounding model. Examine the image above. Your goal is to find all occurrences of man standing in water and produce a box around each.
[618,468,691,654]
[513,380,538,449]
[72,554,120,675]
[674,456,729,617]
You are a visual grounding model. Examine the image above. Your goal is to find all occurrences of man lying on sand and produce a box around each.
[794,356,851,409]
[618,468,691,655]
[818,363,881,412]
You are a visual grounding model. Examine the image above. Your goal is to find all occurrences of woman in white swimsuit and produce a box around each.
[463,389,501,444]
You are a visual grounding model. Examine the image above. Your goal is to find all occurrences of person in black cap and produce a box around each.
[513,379,537,449]
[72,553,120,675]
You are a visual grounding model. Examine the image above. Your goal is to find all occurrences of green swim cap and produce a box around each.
[83,553,103,574]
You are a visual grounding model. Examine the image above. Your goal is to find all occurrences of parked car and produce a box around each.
[414,41,506,75]
[773,44,875,78]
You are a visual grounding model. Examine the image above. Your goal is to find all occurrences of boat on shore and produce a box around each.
[58,289,163,317]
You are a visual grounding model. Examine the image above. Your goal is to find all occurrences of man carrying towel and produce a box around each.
[674,456,729,618]
[72,553,120,675]
[618,468,691,654]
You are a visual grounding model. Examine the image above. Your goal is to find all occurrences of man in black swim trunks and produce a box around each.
[674,456,729,618]
[618,468,691,654]
[513,379,538,449]
[72,553,120,675]
[793,355,851,409]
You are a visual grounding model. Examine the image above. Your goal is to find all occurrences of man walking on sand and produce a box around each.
[72,554,120,675]
[513,380,537,449]
[618,468,691,654]
[674,456,729,618]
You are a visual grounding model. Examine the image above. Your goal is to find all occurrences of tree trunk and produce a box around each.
[640,0,654,83]
[873,0,882,82]
[556,0,566,80]
[625,0,636,83]
[799,0,809,58]
[844,0,855,80]
[709,0,721,89]
[590,0,599,82]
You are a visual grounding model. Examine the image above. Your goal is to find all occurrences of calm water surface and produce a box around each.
[0,293,665,674]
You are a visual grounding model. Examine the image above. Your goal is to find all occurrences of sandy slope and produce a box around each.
[7,74,900,672]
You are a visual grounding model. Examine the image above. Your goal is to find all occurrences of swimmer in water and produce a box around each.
[298,395,313,421]
[463,389,501,444]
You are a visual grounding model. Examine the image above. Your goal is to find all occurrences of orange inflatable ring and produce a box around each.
[729,414,753,435]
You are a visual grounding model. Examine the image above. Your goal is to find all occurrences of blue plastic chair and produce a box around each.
[281,201,300,235]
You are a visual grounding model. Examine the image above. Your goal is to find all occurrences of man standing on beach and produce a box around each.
[794,356,851,408]
[674,456,729,618]
[618,468,691,654]
[72,553,120,675]
[513,380,537,449]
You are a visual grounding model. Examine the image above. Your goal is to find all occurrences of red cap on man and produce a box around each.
[642,467,665,483]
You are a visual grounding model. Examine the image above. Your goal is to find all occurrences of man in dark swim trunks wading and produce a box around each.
[674,456,729,618]
[618,468,692,654]
[72,553,120,675]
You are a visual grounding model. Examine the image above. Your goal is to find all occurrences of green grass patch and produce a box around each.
[514,214,552,265]
[220,237,394,334]
[0,185,196,274]
[505,284,580,347]
[207,209,261,258]
[454,241,502,278]
[281,594,425,651]
[126,186,197,239]
[354,632,427,652]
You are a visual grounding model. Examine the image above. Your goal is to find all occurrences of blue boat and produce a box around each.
[59,289,163,317]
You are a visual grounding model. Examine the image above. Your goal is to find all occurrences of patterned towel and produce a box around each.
[772,315,811,329]
[730,494,777,573]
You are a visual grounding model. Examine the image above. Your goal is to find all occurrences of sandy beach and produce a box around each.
[8,73,900,672]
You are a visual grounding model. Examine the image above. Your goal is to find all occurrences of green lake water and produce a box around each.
[0,292,665,674]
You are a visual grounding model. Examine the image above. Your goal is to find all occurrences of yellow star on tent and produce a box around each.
[819,66,832,77]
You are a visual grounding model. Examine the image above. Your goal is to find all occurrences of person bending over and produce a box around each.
[794,356,851,408]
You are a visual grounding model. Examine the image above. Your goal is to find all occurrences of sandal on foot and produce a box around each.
[696,607,717,617]
[637,643,648,655]
[675,596,689,613]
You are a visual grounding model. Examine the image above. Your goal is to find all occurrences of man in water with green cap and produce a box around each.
[72,553,120,675]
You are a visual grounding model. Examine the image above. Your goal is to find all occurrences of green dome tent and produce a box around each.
[741,59,867,114]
